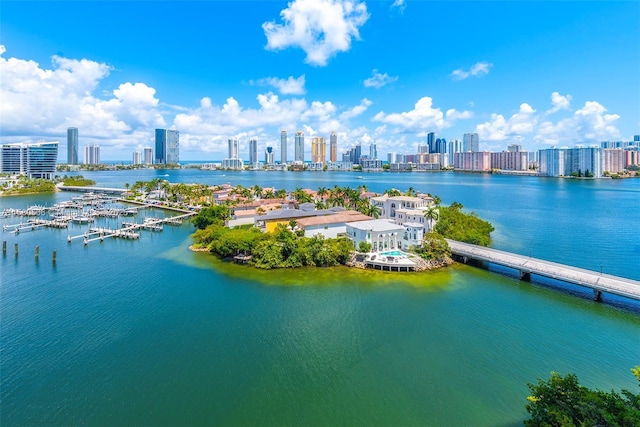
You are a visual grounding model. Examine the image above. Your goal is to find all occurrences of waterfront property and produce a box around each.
[346,219,405,253]
[0,141,59,179]
[294,210,371,238]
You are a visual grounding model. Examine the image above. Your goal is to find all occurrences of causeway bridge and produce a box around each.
[58,185,128,195]
[446,239,640,302]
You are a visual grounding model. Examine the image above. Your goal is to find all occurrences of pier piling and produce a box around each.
[52,250,57,263]
[2,240,6,254]
[14,243,18,256]
[35,245,39,259]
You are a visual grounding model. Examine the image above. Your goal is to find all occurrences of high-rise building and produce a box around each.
[454,151,490,171]
[249,138,258,165]
[132,151,142,165]
[507,144,523,152]
[634,135,640,142]
[143,147,153,165]
[311,137,326,164]
[538,147,602,177]
[67,127,78,165]
[228,138,239,159]
[295,131,304,162]
[427,132,436,153]
[0,141,58,179]
[155,129,179,164]
[280,130,287,164]
[84,145,100,165]
[369,142,377,160]
[463,133,479,152]
[330,132,337,162]
[387,152,397,164]
[265,146,275,165]
[448,138,463,166]
[603,149,626,174]
[490,151,528,171]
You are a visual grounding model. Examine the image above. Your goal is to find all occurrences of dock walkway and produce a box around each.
[446,239,640,301]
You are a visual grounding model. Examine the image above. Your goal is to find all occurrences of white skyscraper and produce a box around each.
[228,138,239,159]
[132,151,142,165]
[84,145,100,165]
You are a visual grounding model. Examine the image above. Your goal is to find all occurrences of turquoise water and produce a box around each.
[1,172,639,426]
[380,250,405,256]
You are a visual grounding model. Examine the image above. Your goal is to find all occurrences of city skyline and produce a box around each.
[1,1,638,161]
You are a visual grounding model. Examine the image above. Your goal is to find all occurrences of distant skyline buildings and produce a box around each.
[84,144,100,165]
[330,132,337,163]
[294,131,304,162]
[67,127,78,165]
[463,133,479,152]
[249,138,258,165]
[311,137,326,164]
[155,129,179,164]
[280,130,287,164]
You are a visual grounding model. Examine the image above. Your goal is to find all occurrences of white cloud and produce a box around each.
[390,0,406,13]
[475,103,537,141]
[254,74,306,95]
[373,97,472,133]
[536,101,621,145]
[450,61,493,80]
[0,49,165,148]
[546,91,572,114]
[340,98,372,119]
[262,0,369,66]
[363,69,398,89]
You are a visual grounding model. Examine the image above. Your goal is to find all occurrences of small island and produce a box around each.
[187,183,494,272]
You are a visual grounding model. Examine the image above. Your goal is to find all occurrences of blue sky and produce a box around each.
[1,0,638,161]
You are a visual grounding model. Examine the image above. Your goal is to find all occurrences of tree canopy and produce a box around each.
[525,369,640,426]
[434,204,494,246]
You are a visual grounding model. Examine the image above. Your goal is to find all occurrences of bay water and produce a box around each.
[1,171,639,426]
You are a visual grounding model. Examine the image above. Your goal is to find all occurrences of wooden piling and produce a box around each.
[35,245,39,258]
[14,243,18,256]
[52,250,57,263]
[2,240,6,254]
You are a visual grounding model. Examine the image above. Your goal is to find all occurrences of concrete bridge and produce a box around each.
[58,185,127,195]
[446,239,640,302]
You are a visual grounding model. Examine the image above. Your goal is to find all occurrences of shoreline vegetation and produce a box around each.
[186,182,493,271]
[0,174,95,197]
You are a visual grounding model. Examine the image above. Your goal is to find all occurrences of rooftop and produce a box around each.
[296,210,371,228]
[347,219,405,232]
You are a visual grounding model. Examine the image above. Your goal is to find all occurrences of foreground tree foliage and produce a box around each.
[434,203,494,246]
[525,369,640,427]
[193,223,353,269]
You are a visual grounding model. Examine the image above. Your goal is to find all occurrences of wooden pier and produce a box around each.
[446,239,640,302]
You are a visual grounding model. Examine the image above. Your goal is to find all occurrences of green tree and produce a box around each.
[424,207,439,231]
[358,241,372,253]
[525,369,640,427]
[416,233,451,261]
[192,205,230,229]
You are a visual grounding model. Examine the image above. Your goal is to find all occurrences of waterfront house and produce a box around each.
[295,210,372,238]
[254,207,342,233]
[370,195,431,220]
[345,219,405,253]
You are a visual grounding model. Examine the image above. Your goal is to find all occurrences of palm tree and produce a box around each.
[450,201,464,211]
[424,207,439,232]
[275,189,287,199]
[252,185,263,199]
[432,195,442,207]
[317,186,328,201]
[385,188,401,197]
[405,187,417,197]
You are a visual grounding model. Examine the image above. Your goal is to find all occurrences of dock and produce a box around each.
[446,239,640,302]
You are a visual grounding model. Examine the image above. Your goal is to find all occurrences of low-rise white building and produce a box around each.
[400,222,425,250]
[346,219,405,253]
[371,195,430,220]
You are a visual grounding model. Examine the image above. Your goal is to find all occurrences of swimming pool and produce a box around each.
[380,250,405,257]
